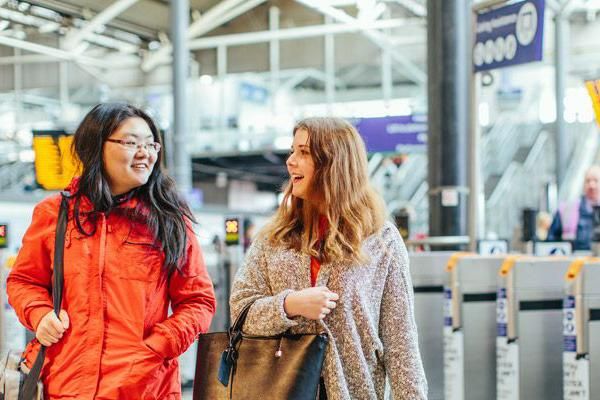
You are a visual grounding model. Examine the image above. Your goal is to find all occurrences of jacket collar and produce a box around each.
[65,177,145,214]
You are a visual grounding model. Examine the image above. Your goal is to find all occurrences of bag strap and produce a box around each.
[227,301,254,348]
[19,191,71,400]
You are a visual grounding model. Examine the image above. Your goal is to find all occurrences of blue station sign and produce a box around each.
[353,115,427,153]
[473,0,545,72]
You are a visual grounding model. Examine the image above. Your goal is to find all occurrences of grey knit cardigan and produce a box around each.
[230,221,428,400]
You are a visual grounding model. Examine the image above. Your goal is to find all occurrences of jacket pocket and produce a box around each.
[119,346,165,400]
[118,231,163,282]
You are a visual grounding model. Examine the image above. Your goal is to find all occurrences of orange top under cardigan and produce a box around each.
[310,215,329,286]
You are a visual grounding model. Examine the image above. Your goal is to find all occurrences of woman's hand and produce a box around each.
[36,310,70,346]
[284,286,339,320]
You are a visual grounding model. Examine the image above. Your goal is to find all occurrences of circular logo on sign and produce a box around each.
[484,39,495,64]
[516,2,538,46]
[505,34,517,60]
[494,37,505,63]
[474,42,485,66]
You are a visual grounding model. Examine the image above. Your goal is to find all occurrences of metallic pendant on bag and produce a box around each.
[274,336,284,358]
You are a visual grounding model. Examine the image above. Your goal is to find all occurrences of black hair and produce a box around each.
[72,103,195,274]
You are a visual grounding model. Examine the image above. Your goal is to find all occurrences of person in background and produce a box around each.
[242,217,256,253]
[7,103,216,400]
[229,117,427,399]
[547,165,600,250]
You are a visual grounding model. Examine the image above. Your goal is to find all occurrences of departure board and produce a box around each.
[586,79,600,127]
[32,130,81,190]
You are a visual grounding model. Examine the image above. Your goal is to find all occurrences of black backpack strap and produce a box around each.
[19,191,70,400]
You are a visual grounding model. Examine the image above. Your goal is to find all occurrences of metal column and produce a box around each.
[59,62,69,116]
[381,10,392,108]
[14,48,22,126]
[324,16,335,115]
[269,6,280,116]
[171,0,192,192]
[217,45,227,134]
[427,0,470,246]
[554,11,568,191]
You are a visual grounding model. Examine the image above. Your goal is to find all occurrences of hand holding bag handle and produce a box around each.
[19,191,70,400]
[204,300,329,400]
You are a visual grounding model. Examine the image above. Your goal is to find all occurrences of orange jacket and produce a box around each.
[7,190,216,400]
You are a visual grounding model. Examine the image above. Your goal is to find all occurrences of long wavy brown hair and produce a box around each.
[263,117,386,265]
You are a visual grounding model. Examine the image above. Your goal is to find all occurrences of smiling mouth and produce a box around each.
[131,163,148,170]
[291,175,304,183]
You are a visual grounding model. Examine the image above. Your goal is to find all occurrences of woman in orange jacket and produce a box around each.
[7,103,217,400]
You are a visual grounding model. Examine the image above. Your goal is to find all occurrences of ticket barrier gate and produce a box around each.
[409,251,454,400]
[0,265,27,354]
[444,254,505,400]
[563,258,600,400]
[497,257,574,400]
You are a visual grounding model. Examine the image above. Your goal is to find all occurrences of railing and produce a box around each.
[0,161,33,192]
[405,235,470,251]
[559,123,599,203]
[486,129,552,239]
[387,153,427,202]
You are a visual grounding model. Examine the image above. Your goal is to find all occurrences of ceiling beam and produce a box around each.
[295,0,426,85]
[142,0,266,72]
[0,7,61,33]
[390,0,426,17]
[0,34,139,69]
[188,18,421,49]
[62,0,140,50]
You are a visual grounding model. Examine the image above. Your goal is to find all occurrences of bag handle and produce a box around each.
[19,191,71,400]
[227,301,254,348]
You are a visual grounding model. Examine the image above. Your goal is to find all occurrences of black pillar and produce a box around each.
[427,0,470,244]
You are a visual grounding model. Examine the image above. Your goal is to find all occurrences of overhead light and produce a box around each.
[274,136,293,150]
[199,75,213,85]
[0,20,9,31]
[216,172,228,188]
[17,2,30,12]
[19,149,35,163]
[38,22,60,33]
[148,40,160,51]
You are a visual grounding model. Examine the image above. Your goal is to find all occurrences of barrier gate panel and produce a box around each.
[590,319,600,398]
[499,257,574,400]
[583,263,600,400]
[564,260,600,400]
[518,308,563,399]
[463,301,497,399]
[410,252,453,400]
[445,255,504,400]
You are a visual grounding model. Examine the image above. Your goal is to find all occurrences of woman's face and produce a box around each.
[286,128,316,202]
[102,117,158,196]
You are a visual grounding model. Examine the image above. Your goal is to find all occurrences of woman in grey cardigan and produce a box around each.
[230,117,427,399]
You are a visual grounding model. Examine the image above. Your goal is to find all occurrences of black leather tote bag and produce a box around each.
[193,302,328,400]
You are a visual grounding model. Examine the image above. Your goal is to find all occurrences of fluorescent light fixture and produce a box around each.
[199,75,214,85]
[19,149,35,163]
[274,136,293,150]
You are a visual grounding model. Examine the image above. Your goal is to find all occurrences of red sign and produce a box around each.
[0,223,7,248]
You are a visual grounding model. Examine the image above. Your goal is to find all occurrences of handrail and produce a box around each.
[559,123,599,201]
[523,130,548,170]
[406,236,470,251]
[488,162,519,206]
[368,152,384,178]
[406,236,470,245]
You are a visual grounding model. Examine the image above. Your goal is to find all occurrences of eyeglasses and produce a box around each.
[106,138,161,153]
